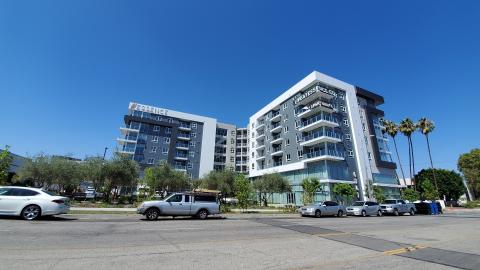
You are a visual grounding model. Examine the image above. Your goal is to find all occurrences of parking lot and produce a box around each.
[1,212,479,270]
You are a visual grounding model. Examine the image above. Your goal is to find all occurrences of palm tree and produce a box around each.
[381,119,406,183]
[399,118,417,190]
[417,118,438,196]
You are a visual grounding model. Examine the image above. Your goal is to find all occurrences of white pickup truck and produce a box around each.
[137,192,221,220]
[380,199,416,216]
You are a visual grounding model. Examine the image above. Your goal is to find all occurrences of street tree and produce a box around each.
[234,174,253,211]
[200,170,237,197]
[420,179,439,201]
[399,118,417,189]
[415,169,464,201]
[300,177,321,205]
[458,149,480,199]
[81,157,106,193]
[417,118,438,194]
[144,163,190,197]
[103,153,139,202]
[253,173,291,207]
[373,186,386,203]
[332,183,356,204]
[381,120,406,182]
[401,188,419,202]
[0,146,13,185]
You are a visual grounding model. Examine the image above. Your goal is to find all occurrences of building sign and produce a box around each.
[294,84,337,104]
[305,100,335,111]
[129,102,168,116]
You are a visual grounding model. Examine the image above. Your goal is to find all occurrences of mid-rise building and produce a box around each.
[117,102,247,178]
[235,128,249,174]
[248,71,402,204]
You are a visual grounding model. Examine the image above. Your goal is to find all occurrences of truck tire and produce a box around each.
[409,208,415,216]
[197,209,208,220]
[145,208,160,221]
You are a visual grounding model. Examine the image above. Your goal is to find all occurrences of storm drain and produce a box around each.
[254,219,480,270]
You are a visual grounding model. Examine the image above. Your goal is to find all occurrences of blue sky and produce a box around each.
[1,1,479,172]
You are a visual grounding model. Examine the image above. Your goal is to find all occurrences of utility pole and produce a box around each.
[103,147,108,160]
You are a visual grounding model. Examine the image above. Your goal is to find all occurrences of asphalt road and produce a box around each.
[1,212,479,270]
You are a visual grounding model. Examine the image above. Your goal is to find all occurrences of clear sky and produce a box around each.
[1,1,479,172]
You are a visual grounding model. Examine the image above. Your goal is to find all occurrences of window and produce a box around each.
[368,152,372,160]
[341,105,346,112]
[192,123,197,129]
[284,114,288,122]
[284,126,289,133]
[165,127,172,134]
[167,194,182,203]
[184,195,190,203]
[348,151,354,157]
[153,125,160,131]
[282,103,288,110]
[151,146,157,153]
[190,141,196,147]
[343,119,349,126]
[296,134,301,143]
[187,163,193,169]
[231,130,235,136]
[152,136,158,142]
[339,93,344,100]
[167,118,173,123]
[147,158,155,164]
[298,150,303,159]
[164,137,170,144]
[231,139,235,144]
[346,134,351,140]
[192,132,197,138]
[230,148,235,153]
[6,189,40,196]
[230,157,235,162]
[189,151,195,157]
[286,154,291,161]
[286,139,290,146]
[162,148,169,155]
[362,123,366,131]
[194,195,217,202]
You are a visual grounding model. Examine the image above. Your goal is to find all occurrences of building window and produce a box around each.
[189,151,195,157]
[341,105,347,112]
[162,148,168,155]
[190,141,196,147]
[282,103,288,110]
[298,150,303,159]
[339,93,344,100]
[362,123,366,131]
[231,139,235,144]
[348,151,354,157]
[368,152,372,160]
[165,127,172,134]
[343,119,349,126]
[192,132,197,138]
[147,158,154,164]
[296,134,301,143]
[284,126,289,133]
[252,163,255,169]
[152,136,159,142]
[346,134,351,140]
[231,130,235,136]
[151,146,157,153]
[168,118,173,123]
[230,157,234,162]
[286,139,290,146]
[230,148,235,154]
[192,123,197,129]
[187,163,193,169]
[286,154,291,161]
[164,137,170,144]
[153,125,160,131]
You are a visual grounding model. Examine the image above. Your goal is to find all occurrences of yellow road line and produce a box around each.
[383,245,428,256]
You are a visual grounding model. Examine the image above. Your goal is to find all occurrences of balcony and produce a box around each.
[256,132,265,140]
[300,131,342,147]
[256,144,265,150]
[270,123,282,133]
[117,147,135,155]
[174,152,188,160]
[270,111,281,122]
[174,165,187,171]
[176,143,189,150]
[271,147,283,156]
[120,127,140,135]
[256,155,265,161]
[255,122,265,130]
[177,133,191,140]
[294,86,336,106]
[304,150,345,163]
[117,137,137,145]
[299,114,339,132]
[270,134,283,145]
[178,123,191,131]
[273,161,283,167]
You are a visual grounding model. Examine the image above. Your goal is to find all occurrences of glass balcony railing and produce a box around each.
[301,114,338,127]
[176,143,189,148]
[175,152,188,158]
[305,150,345,159]
[272,134,281,141]
[179,123,191,129]
[271,122,281,129]
[177,133,191,138]
[302,130,341,142]
[272,146,282,153]
[273,161,283,167]
[174,165,187,170]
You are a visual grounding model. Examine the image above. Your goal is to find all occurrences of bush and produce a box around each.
[463,201,480,208]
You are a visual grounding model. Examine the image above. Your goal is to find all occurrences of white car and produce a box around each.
[0,186,70,220]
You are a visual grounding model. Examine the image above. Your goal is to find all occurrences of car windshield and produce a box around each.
[352,202,365,206]
[42,190,58,196]
[384,200,397,204]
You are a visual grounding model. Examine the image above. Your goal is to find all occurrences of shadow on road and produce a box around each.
[139,216,226,222]
[0,215,78,222]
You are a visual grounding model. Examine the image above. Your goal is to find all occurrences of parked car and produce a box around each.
[137,192,220,220]
[300,201,346,217]
[380,199,416,216]
[0,186,70,220]
[346,201,382,217]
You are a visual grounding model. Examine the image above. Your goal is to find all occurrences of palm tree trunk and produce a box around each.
[409,137,416,191]
[426,134,439,197]
[393,137,406,182]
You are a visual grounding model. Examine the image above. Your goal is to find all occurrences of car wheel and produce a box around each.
[315,210,321,218]
[21,205,41,221]
[377,210,383,217]
[337,210,344,217]
[409,208,415,216]
[197,209,208,220]
[394,209,399,216]
[145,208,159,221]
[361,210,367,217]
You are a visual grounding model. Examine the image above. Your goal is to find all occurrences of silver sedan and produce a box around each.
[300,201,346,217]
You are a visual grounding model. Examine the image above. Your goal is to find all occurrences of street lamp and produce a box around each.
[103,147,108,160]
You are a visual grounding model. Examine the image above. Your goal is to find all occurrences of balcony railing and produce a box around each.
[177,133,191,139]
[304,149,345,159]
[175,152,188,158]
[302,130,342,142]
[273,161,283,167]
[272,134,281,140]
[174,165,187,170]
[272,146,282,153]
[179,123,191,129]
[176,143,189,148]
[301,114,338,128]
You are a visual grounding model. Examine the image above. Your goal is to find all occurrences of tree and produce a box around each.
[332,183,356,204]
[200,170,237,197]
[234,174,252,211]
[253,173,291,207]
[399,118,417,190]
[373,186,386,203]
[420,179,439,201]
[415,169,465,201]
[401,188,419,202]
[458,149,480,199]
[18,154,55,187]
[50,156,82,194]
[81,157,106,193]
[417,118,438,194]
[143,163,190,197]
[0,146,13,185]
[381,120,406,182]
[300,177,321,205]
[103,153,139,202]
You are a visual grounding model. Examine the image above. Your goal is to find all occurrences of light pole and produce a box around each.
[103,147,108,160]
